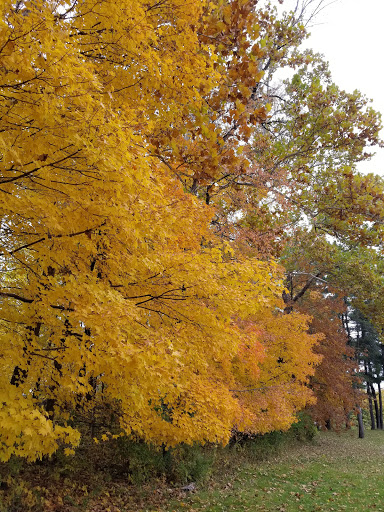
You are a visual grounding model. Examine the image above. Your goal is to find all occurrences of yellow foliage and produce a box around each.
[0,0,320,460]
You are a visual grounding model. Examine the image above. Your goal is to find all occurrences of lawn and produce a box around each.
[164,430,384,512]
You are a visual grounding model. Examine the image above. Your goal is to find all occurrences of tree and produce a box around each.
[0,0,321,461]
[296,289,361,430]
[348,310,384,430]
[279,223,384,431]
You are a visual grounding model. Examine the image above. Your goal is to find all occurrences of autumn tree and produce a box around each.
[0,0,323,462]
[2,0,383,463]
[296,289,361,430]
[280,226,384,429]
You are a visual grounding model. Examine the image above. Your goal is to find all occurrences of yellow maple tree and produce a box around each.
[0,0,320,461]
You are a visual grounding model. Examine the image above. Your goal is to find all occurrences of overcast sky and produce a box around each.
[279,0,384,175]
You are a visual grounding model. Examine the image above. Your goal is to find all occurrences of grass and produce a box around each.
[1,429,384,511]
[165,430,384,512]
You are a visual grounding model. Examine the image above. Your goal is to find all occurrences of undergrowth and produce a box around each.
[0,413,317,511]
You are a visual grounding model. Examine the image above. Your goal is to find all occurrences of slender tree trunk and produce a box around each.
[357,407,364,439]
[342,313,351,341]
[367,384,376,430]
[364,362,375,430]
[371,383,380,429]
[378,382,383,429]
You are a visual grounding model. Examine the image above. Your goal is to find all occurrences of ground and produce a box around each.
[1,430,384,511]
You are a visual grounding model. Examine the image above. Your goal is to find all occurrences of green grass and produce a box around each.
[164,430,384,512]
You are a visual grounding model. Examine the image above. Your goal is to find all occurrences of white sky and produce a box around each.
[280,0,384,175]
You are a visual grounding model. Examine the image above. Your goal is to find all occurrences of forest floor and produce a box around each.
[1,429,384,511]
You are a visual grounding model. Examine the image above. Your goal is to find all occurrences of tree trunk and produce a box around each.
[370,383,380,429]
[364,362,375,430]
[342,312,352,341]
[367,384,376,430]
[378,382,383,429]
[357,407,364,439]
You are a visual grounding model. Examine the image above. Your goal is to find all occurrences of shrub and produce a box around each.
[290,412,317,441]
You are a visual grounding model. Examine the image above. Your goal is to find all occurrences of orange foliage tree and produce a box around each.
[280,230,375,429]
[296,290,361,430]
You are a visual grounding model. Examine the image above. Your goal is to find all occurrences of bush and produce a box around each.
[0,414,316,497]
[169,444,214,484]
[229,413,317,461]
[230,430,285,461]
[290,412,317,441]
[94,437,214,484]
[110,438,167,484]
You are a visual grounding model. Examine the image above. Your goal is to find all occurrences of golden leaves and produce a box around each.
[0,0,321,461]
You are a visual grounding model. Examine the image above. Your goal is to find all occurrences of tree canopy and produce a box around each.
[1,0,384,461]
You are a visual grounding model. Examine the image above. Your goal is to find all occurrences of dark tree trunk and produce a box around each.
[357,407,365,439]
[378,382,383,429]
[364,362,375,430]
[366,381,376,430]
[370,383,380,429]
[342,313,351,341]
[283,272,322,314]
